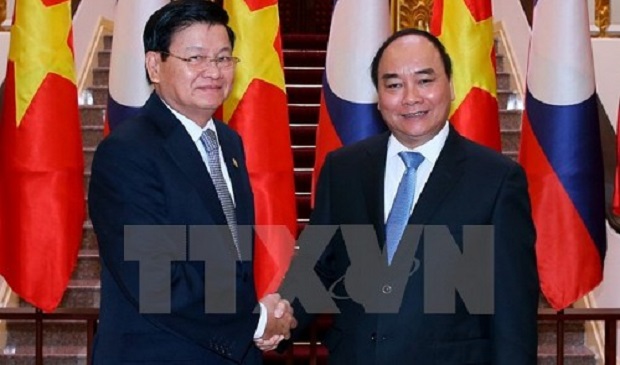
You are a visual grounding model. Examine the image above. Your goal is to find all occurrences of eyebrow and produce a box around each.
[183,46,232,54]
[380,67,436,80]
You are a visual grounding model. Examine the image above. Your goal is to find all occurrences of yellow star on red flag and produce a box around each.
[9,0,76,127]
[437,0,496,117]
[223,0,285,121]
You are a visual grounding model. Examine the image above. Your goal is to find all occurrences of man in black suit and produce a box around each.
[88,1,295,363]
[292,28,539,364]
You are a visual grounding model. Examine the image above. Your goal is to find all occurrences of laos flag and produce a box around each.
[519,0,606,310]
[105,0,169,134]
[311,0,390,199]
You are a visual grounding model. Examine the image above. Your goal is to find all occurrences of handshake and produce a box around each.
[254,293,297,352]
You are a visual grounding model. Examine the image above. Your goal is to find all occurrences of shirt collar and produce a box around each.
[387,122,450,164]
[160,99,215,142]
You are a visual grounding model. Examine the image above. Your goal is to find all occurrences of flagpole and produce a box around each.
[556,309,564,365]
[36,308,42,365]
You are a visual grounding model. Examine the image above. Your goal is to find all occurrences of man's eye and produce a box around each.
[187,56,204,63]
[386,83,401,89]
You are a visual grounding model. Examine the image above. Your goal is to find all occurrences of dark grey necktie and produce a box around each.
[200,129,241,259]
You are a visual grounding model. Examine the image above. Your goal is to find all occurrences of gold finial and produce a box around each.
[391,0,434,32]
[594,0,610,37]
[0,0,6,27]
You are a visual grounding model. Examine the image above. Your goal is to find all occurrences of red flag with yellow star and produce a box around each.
[223,0,296,298]
[430,0,501,151]
[0,0,84,312]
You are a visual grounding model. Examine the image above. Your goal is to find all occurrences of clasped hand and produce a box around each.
[254,293,297,351]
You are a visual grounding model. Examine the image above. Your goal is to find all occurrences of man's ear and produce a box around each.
[145,51,161,84]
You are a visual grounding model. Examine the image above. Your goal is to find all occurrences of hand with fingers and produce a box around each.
[254,293,297,351]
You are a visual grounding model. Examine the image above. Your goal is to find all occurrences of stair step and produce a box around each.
[285,67,324,85]
[92,67,109,86]
[89,85,109,106]
[292,146,316,169]
[83,170,91,195]
[5,321,88,347]
[82,125,105,150]
[79,105,105,127]
[57,279,101,308]
[290,124,317,146]
[537,343,597,365]
[501,128,521,153]
[296,194,311,220]
[497,90,517,110]
[83,146,96,171]
[294,169,313,194]
[97,49,110,68]
[282,49,327,69]
[297,222,308,234]
[289,105,319,125]
[103,34,112,50]
[82,221,98,251]
[284,50,326,68]
[538,321,588,346]
[287,85,322,104]
[497,72,511,90]
[500,109,522,130]
[283,33,329,50]
[0,345,86,365]
[71,249,100,281]
[504,150,518,162]
[496,54,506,73]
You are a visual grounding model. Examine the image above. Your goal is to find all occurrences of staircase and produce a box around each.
[0,28,598,365]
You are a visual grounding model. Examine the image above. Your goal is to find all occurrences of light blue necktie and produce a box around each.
[200,129,241,259]
[385,151,424,265]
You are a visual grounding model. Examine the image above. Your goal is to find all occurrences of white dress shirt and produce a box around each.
[384,122,450,223]
[162,102,267,339]
[168,107,236,205]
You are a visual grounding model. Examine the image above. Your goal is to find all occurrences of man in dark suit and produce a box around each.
[88,1,295,364]
[292,28,539,364]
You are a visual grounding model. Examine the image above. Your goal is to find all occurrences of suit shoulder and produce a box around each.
[105,112,159,140]
[96,113,164,158]
[459,136,521,171]
[328,133,388,161]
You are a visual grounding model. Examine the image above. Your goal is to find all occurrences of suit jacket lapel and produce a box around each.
[145,94,227,224]
[410,127,466,224]
[362,133,390,247]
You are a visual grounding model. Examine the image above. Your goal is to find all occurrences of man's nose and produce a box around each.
[403,85,422,104]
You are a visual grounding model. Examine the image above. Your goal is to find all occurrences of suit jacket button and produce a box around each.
[370,332,377,341]
[382,285,392,294]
